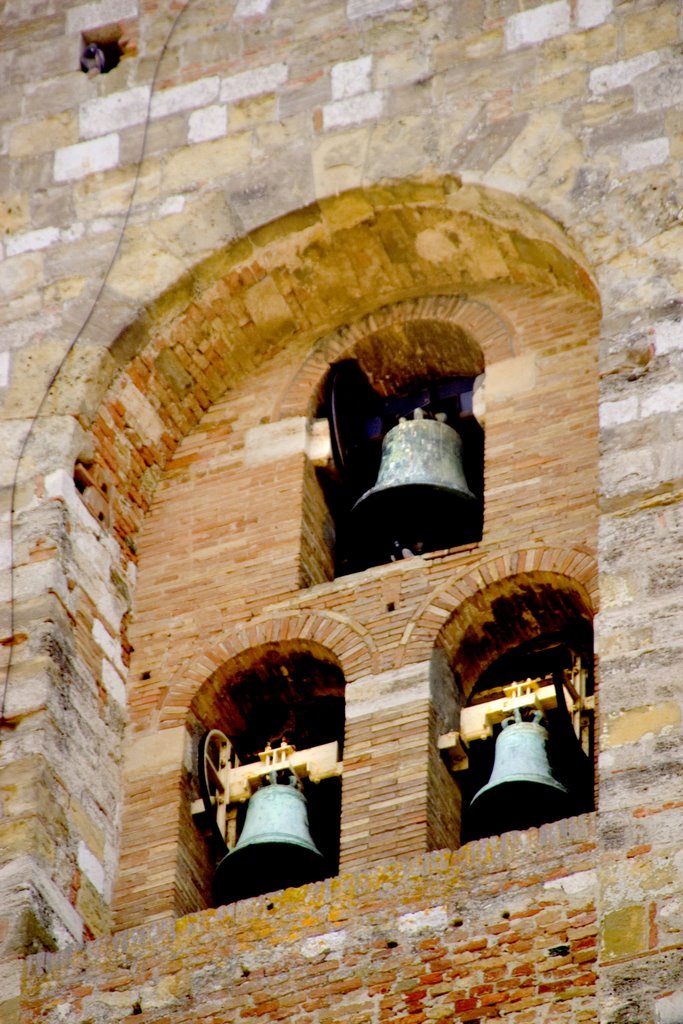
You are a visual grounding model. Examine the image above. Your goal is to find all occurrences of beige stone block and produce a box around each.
[483,353,536,403]
[0,193,29,234]
[665,108,683,161]
[0,252,44,300]
[580,94,633,128]
[119,378,166,444]
[601,904,648,959]
[623,4,679,58]
[162,134,252,192]
[602,702,680,748]
[69,796,106,862]
[600,570,638,609]
[230,94,277,129]
[243,275,295,337]
[73,160,161,219]
[37,345,117,422]
[9,112,77,159]
[364,116,429,180]
[107,229,185,302]
[320,191,375,232]
[44,277,88,303]
[76,876,111,937]
[518,69,586,110]
[123,727,186,779]
[313,128,370,195]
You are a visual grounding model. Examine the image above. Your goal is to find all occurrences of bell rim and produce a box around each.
[471,772,569,806]
[353,479,477,513]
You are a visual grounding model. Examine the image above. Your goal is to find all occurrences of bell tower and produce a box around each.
[3,3,681,1023]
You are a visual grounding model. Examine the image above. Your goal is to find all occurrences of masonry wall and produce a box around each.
[1,2,682,1023]
[22,819,599,1024]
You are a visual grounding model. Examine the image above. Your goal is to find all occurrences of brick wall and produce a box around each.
[22,818,598,1024]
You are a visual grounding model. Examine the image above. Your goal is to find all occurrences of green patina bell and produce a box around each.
[469,711,570,839]
[214,775,324,905]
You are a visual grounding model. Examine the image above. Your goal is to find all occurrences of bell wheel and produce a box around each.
[198,729,234,851]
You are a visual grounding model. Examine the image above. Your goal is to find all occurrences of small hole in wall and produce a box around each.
[141,670,151,680]
[80,38,122,74]
[79,21,134,74]
[386,939,399,949]
[386,602,395,612]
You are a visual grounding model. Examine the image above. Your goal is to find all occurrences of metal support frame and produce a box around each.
[192,736,342,848]
[439,665,593,773]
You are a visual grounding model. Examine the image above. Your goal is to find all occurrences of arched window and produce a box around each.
[439,573,595,844]
[189,642,345,906]
[313,314,486,575]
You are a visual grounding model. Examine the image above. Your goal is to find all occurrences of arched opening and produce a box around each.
[315,313,486,573]
[188,641,345,907]
[438,572,595,845]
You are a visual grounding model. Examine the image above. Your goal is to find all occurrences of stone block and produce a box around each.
[161,133,251,192]
[504,1,570,51]
[589,52,660,95]
[347,0,412,17]
[53,133,119,182]
[66,0,138,34]
[601,904,648,959]
[576,0,612,30]
[602,703,681,748]
[123,727,186,778]
[235,0,272,16]
[188,104,227,144]
[9,112,77,158]
[0,191,29,233]
[80,85,151,140]
[0,252,44,301]
[151,77,219,120]
[621,137,669,174]
[331,55,373,100]
[5,227,59,257]
[313,128,370,193]
[656,989,683,1024]
[322,90,383,129]
[220,63,288,104]
[623,3,679,59]
[243,275,295,338]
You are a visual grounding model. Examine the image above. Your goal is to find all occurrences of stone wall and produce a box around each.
[1,1,682,1022]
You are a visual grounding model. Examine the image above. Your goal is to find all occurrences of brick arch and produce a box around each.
[157,608,379,728]
[272,294,514,421]
[395,546,597,674]
[75,177,599,576]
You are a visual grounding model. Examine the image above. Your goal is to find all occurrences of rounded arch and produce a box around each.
[272,294,514,420]
[395,546,598,677]
[158,608,378,728]
[74,177,599,574]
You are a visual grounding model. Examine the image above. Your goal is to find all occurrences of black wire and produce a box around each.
[0,0,194,728]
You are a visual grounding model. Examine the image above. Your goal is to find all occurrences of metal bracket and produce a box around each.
[439,671,590,772]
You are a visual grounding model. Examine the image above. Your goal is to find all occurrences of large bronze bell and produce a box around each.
[352,409,475,556]
[214,774,324,904]
[468,710,570,839]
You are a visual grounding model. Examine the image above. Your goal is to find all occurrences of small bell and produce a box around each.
[214,773,324,904]
[468,710,570,839]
